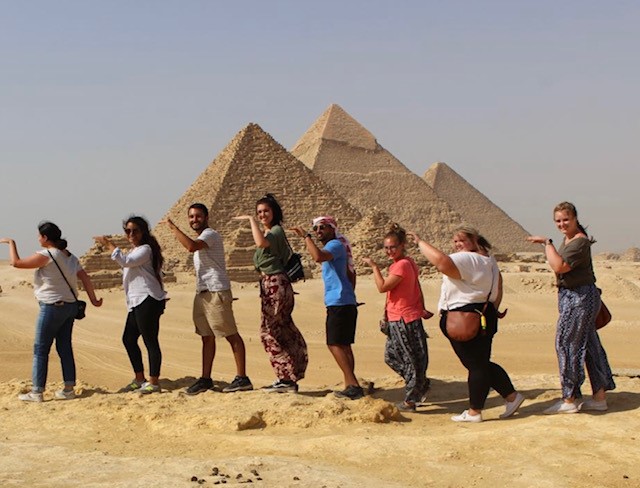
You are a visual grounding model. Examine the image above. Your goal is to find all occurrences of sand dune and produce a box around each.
[1,260,639,487]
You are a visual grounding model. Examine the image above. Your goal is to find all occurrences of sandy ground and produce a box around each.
[1,259,639,488]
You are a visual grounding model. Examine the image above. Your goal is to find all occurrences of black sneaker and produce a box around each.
[186,377,214,395]
[222,375,254,393]
[334,384,365,400]
[261,379,298,393]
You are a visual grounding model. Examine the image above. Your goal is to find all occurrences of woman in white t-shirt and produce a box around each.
[409,226,524,423]
[94,216,167,394]
[1,222,103,402]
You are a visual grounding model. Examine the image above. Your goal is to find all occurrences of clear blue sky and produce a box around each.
[1,1,638,258]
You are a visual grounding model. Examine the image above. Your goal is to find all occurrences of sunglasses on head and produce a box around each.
[124,228,140,235]
[312,224,328,231]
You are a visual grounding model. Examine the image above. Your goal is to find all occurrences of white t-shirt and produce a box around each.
[194,227,231,292]
[34,248,82,304]
[438,252,500,310]
[112,244,167,311]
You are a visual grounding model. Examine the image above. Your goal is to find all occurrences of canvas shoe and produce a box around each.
[499,392,525,419]
[334,385,365,400]
[54,389,76,400]
[119,379,145,393]
[579,398,608,412]
[139,382,161,395]
[262,379,298,393]
[222,375,253,393]
[18,391,43,403]
[543,400,578,414]
[186,377,214,395]
[451,410,483,423]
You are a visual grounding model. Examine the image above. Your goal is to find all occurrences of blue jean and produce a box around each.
[32,302,78,392]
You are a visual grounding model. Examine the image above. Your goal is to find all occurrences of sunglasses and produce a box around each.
[312,224,328,231]
[124,228,140,236]
[384,245,399,251]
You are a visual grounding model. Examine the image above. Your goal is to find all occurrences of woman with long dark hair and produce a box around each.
[94,216,167,394]
[1,222,103,402]
[362,223,430,412]
[527,202,615,414]
[409,226,524,422]
[234,194,308,392]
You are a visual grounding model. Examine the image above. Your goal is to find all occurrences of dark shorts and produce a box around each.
[326,304,358,345]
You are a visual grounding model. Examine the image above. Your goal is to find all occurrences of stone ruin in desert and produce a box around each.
[81,104,534,285]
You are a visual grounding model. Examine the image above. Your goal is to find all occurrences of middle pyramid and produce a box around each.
[153,122,363,282]
[291,104,464,251]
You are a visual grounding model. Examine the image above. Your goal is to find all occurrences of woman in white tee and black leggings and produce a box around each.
[409,226,524,423]
[95,216,167,394]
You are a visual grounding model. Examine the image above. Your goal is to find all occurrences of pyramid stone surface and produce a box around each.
[291,104,464,251]
[153,123,363,281]
[423,162,531,252]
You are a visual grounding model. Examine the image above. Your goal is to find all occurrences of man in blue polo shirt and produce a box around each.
[292,216,364,400]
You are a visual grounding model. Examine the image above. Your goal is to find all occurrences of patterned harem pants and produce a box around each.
[557,284,615,399]
[385,318,429,404]
[260,273,308,382]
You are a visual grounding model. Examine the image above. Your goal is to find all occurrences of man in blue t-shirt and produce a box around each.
[292,217,364,400]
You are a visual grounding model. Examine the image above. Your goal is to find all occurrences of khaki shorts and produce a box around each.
[193,290,238,338]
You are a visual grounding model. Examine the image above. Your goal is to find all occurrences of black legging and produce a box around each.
[122,295,164,378]
[440,303,515,410]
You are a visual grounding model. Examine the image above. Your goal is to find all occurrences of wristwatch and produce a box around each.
[545,238,553,245]
[304,233,312,240]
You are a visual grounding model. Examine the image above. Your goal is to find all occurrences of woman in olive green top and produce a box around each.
[234,194,308,392]
[527,202,615,414]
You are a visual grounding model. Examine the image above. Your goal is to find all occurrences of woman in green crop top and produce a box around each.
[234,194,308,392]
[527,202,615,414]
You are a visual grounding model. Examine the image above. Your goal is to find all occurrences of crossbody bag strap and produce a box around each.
[47,250,78,301]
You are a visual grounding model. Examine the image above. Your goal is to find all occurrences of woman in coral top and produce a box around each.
[363,224,430,412]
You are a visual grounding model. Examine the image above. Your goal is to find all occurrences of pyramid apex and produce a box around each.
[292,104,378,154]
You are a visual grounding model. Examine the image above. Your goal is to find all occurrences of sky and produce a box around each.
[1,1,638,259]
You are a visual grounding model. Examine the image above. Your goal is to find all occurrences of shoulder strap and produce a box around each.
[47,250,78,301]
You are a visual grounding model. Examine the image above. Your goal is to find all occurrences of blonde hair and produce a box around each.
[454,226,492,253]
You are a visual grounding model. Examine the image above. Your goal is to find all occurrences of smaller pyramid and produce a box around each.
[423,162,531,252]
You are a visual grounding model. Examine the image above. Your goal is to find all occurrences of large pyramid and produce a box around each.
[291,104,464,251]
[152,123,363,282]
[423,162,531,252]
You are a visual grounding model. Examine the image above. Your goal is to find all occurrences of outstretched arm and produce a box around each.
[290,227,333,263]
[361,257,402,292]
[0,238,48,269]
[526,236,571,274]
[161,218,207,253]
[407,232,460,279]
[233,215,270,248]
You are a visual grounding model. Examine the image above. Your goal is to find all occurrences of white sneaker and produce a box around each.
[18,392,43,403]
[500,392,525,419]
[579,398,608,412]
[544,400,578,414]
[54,389,76,400]
[139,381,161,394]
[451,410,482,423]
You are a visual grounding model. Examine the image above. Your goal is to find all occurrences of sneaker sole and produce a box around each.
[222,385,254,393]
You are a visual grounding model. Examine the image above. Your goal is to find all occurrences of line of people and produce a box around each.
[1,198,614,423]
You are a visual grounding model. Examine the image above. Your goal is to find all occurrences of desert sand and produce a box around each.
[1,259,639,488]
